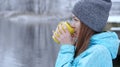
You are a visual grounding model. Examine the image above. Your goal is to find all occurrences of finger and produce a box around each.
[60,24,66,34]
[54,32,60,41]
[53,30,59,37]
[63,24,69,33]
[58,24,63,34]
[56,26,59,34]
[56,26,60,34]
[61,23,66,32]
[56,31,60,37]
[62,23,67,30]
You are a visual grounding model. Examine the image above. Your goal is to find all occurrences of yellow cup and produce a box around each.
[52,21,75,44]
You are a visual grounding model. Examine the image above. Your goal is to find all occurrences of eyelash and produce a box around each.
[74,18,78,21]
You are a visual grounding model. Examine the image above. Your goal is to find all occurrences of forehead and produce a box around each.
[72,14,79,19]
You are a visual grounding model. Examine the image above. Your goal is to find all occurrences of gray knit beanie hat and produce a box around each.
[72,0,112,32]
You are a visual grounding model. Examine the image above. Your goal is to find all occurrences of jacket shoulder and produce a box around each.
[81,45,111,59]
[74,45,112,67]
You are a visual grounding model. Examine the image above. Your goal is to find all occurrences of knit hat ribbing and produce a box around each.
[72,0,112,32]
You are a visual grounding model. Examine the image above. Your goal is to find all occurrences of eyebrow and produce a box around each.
[72,16,76,19]
[73,16,79,20]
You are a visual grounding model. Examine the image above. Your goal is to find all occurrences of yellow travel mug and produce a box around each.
[52,21,75,44]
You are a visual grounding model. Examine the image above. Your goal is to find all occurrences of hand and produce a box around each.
[54,24,75,45]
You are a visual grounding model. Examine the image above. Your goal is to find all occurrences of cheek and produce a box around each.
[76,23,80,30]
[76,23,80,35]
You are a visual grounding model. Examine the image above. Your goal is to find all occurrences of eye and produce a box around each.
[72,16,79,22]
[74,18,79,21]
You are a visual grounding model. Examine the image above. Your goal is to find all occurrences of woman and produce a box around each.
[54,0,120,67]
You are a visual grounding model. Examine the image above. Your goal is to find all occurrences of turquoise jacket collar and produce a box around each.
[89,31,120,59]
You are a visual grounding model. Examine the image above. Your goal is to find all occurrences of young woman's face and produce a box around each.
[71,15,81,37]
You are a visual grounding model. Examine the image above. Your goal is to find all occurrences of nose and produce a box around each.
[71,22,75,28]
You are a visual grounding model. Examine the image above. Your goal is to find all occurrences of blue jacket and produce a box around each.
[55,31,120,67]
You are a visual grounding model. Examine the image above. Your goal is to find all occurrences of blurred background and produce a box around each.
[0,0,120,67]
